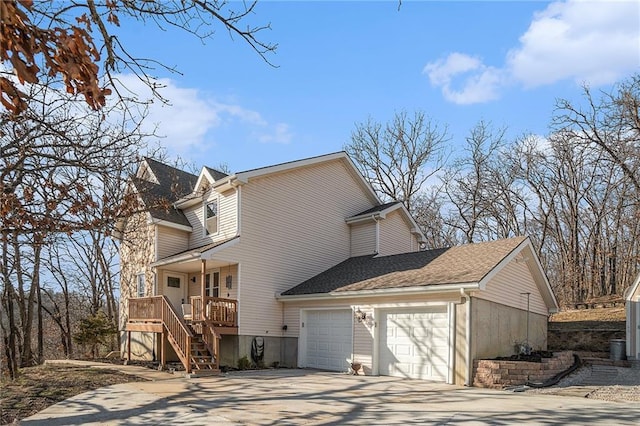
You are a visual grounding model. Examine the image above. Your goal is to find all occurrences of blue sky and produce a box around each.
[112,0,640,173]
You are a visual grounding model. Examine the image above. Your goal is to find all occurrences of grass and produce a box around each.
[0,364,147,425]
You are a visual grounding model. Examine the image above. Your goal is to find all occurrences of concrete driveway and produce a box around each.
[23,368,640,425]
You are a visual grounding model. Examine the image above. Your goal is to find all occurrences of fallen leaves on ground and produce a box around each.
[0,364,147,425]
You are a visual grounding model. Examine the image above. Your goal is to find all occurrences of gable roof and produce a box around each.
[204,166,229,181]
[133,158,198,228]
[348,201,402,219]
[626,273,640,301]
[281,236,529,296]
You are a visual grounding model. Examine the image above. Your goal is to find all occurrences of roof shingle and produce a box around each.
[135,158,198,226]
[282,236,527,296]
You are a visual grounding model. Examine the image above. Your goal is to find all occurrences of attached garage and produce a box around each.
[301,309,353,372]
[280,237,560,386]
[379,307,449,381]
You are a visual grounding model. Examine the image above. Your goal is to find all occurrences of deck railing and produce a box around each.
[190,296,237,327]
[127,296,193,373]
[129,296,163,322]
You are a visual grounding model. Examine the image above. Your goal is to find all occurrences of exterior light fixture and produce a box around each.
[355,308,366,323]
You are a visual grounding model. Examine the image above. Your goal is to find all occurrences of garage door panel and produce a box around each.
[380,308,449,382]
[303,309,352,372]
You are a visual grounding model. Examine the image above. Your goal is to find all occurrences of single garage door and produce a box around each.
[303,309,353,372]
[379,306,449,381]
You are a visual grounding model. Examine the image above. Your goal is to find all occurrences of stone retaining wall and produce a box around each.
[473,351,574,389]
[548,327,624,352]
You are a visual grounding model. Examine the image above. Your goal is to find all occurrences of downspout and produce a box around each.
[231,180,241,235]
[464,290,472,386]
[374,214,380,254]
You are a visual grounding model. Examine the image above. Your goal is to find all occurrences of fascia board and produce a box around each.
[277,282,480,301]
[234,152,346,182]
[150,218,192,232]
[151,251,201,267]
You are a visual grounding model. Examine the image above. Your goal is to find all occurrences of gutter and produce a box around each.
[276,282,480,301]
[345,212,384,225]
[151,251,202,267]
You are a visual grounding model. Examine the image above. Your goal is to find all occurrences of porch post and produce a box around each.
[160,332,166,369]
[200,259,206,298]
[127,331,131,363]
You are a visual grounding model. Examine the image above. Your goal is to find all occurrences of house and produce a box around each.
[118,151,558,385]
[626,275,640,360]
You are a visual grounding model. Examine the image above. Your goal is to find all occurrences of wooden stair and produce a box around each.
[186,325,220,375]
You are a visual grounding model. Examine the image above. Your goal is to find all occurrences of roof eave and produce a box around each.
[151,251,202,267]
[277,282,480,301]
[149,218,192,232]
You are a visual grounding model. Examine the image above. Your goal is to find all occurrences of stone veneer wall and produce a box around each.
[473,351,574,388]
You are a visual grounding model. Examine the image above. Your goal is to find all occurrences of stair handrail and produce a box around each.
[201,320,221,370]
[160,295,194,373]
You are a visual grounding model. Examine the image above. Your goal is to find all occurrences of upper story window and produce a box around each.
[137,273,145,297]
[205,199,218,235]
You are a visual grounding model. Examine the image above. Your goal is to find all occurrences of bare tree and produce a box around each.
[1,0,276,114]
[553,74,640,192]
[0,79,146,375]
[441,121,506,243]
[345,110,449,212]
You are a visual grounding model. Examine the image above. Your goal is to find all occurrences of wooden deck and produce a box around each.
[125,296,238,331]
[124,295,238,374]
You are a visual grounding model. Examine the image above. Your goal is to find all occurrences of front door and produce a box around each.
[163,271,187,310]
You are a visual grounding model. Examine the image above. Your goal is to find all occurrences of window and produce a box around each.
[205,200,218,235]
[167,276,181,288]
[205,272,220,297]
[136,273,145,297]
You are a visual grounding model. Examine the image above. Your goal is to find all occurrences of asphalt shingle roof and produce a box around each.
[135,158,198,227]
[204,166,229,181]
[349,201,402,218]
[282,236,527,296]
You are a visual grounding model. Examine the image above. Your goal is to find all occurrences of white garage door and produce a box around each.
[303,309,352,372]
[379,307,449,381]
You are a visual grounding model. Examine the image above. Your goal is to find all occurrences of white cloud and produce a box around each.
[111,74,291,153]
[423,53,504,104]
[255,123,293,144]
[508,0,640,88]
[425,0,640,104]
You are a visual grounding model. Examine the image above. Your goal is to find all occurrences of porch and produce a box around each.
[124,295,238,374]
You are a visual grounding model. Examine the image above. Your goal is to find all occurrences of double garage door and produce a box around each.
[302,307,449,381]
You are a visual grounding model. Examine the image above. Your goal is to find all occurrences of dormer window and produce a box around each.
[205,199,218,235]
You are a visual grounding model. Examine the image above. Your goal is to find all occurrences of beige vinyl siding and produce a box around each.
[186,188,238,248]
[474,259,548,316]
[186,264,238,300]
[229,159,376,336]
[378,210,416,256]
[156,225,189,260]
[350,222,377,257]
[352,308,374,374]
